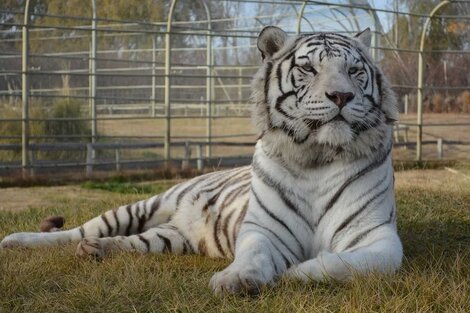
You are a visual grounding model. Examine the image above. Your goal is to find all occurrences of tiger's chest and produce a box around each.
[248,144,394,258]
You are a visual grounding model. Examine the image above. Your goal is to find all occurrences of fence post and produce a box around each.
[437,138,443,160]
[86,143,93,177]
[22,0,32,179]
[30,150,35,178]
[182,141,191,169]
[89,0,97,161]
[115,149,121,172]
[164,0,178,164]
[393,125,399,143]
[238,67,243,106]
[404,126,409,148]
[196,145,203,170]
[404,94,408,115]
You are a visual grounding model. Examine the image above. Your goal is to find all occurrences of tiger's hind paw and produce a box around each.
[0,238,21,250]
[0,233,29,249]
[76,238,104,259]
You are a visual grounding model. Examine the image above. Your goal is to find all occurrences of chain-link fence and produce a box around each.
[1,0,469,178]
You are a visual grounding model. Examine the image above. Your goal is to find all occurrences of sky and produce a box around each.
[233,0,399,34]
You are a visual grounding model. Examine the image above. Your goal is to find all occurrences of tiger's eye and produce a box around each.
[301,64,317,75]
[348,67,360,75]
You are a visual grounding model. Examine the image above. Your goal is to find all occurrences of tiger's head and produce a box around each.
[252,26,398,165]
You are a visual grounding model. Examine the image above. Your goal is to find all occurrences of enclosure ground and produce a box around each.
[0,168,469,312]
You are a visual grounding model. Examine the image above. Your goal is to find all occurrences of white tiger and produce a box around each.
[0,26,402,295]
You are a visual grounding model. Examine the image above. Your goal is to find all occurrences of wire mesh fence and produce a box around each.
[1,0,469,178]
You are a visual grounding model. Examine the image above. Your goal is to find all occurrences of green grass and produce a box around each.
[81,176,172,194]
[0,170,469,312]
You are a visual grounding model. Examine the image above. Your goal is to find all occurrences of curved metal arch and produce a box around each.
[22,0,32,177]
[296,1,383,48]
[164,0,178,161]
[296,1,308,34]
[90,0,97,158]
[200,0,213,158]
[416,0,451,161]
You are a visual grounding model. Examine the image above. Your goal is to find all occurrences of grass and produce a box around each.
[0,169,469,312]
[80,176,172,194]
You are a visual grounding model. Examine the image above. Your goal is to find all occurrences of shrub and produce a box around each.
[457,90,470,113]
[444,96,455,113]
[0,99,91,162]
[0,103,45,162]
[44,99,90,142]
[42,99,91,160]
[430,93,445,113]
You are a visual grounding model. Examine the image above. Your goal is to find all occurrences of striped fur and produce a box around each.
[1,27,402,296]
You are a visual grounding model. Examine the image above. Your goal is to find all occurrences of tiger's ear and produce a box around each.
[354,28,372,48]
[257,26,287,60]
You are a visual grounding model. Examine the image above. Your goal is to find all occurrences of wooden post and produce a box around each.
[86,143,93,177]
[115,149,121,172]
[437,138,443,160]
[196,145,203,170]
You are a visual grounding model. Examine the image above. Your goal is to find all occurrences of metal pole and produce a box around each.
[371,31,377,61]
[443,60,448,98]
[416,1,450,161]
[370,14,382,62]
[238,67,242,106]
[394,0,399,47]
[404,94,408,115]
[202,0,212,159]
[22,0,32,178]
[90,0,97,159]
[164,0,177,162]
[196,145,203,170]
[151,35,157,117]
[437,138,443,160]
[296,1,308,34]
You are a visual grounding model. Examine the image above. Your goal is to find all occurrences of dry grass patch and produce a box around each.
[1,169,469,312]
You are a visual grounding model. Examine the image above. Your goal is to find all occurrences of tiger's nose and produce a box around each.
[325,91,355,109]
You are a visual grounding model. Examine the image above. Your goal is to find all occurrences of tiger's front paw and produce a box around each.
[75,238,104,259]
[209,265,272,296]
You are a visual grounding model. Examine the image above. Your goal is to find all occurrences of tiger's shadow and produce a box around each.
[398,218,470,264]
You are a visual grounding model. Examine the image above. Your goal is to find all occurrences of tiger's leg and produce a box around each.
[75,224,191,258]
[285,226,402,282]
[0,194,170,249]
[209,231,292,296]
